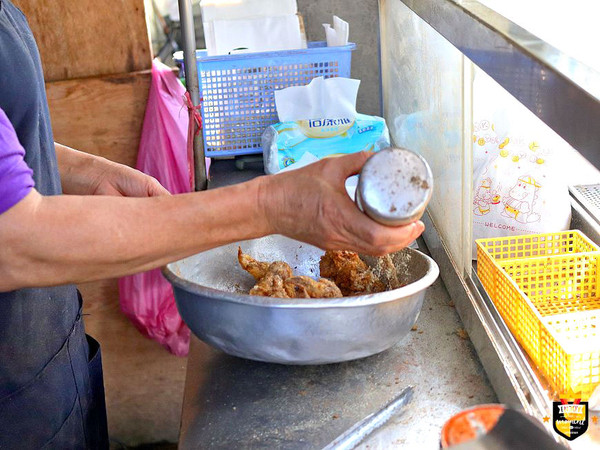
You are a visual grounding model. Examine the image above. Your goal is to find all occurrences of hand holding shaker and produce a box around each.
[355,147,433,226]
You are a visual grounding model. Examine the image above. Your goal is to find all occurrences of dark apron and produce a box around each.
[0,1,108,447]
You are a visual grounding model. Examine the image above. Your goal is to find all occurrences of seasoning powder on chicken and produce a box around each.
[238,248,388,298]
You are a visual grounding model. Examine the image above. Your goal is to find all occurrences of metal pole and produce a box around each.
[178,0,208,191]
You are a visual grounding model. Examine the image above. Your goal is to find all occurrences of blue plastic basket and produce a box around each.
[175,42,356,157]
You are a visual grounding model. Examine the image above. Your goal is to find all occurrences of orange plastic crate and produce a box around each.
[476,231,600,397]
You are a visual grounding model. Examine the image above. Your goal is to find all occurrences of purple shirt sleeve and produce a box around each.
[0,107,35,214]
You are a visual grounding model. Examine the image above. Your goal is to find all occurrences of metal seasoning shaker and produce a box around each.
[355,147,433,226]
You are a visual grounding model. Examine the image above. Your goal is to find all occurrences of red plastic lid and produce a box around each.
[440,404,506,447]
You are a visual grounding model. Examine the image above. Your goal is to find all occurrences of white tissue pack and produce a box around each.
[201,0,303,56]
[204,16,303,56]
[323,16,349,46]
[262,77,390,174]
[200,0,297,21]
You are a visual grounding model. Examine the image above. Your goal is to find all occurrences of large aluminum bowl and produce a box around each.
[163,235,439,365]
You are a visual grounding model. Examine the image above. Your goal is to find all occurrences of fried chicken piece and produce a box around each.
[238,248,342,299]
[265,261,294,280]
[319,250,385,296]
[238,247,270,281]
[283,276,343,298]
[238,247,293,280]
[249,272,290,298]
[359,254,403,290]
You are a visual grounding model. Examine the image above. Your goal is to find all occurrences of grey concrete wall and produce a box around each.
[297,0,382,116]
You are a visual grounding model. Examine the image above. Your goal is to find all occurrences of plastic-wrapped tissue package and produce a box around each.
[262,76,390,174]
[201,0,303,55]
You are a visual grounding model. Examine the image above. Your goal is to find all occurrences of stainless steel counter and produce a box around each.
[179,163,496,447]
[178,159,495,449]
[178,264,496,449]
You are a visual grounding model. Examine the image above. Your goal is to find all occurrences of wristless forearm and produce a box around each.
[0,177,272,290]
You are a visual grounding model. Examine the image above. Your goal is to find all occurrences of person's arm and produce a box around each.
[55,143,169,197]
[0,179,269,290]
[0,152,424,292]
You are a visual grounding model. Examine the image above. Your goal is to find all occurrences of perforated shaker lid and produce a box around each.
[355,147,433,226]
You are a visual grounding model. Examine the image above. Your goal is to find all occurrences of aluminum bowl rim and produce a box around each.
[162,246,439,309]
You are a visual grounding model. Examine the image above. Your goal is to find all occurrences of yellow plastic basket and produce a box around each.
[476,231,600,397]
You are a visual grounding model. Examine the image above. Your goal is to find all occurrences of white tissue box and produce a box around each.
[200,0,297,22]
[204,15,303,56]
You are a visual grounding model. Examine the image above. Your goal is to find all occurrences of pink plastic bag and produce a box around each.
[118,60,209,356]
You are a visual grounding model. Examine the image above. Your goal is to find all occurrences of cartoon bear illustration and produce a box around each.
[473,177,495,216]
[501,175,541,224]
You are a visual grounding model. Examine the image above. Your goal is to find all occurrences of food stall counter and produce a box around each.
[178,160,495,448]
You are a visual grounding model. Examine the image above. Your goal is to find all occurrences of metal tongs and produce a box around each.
[322,386,414,450]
